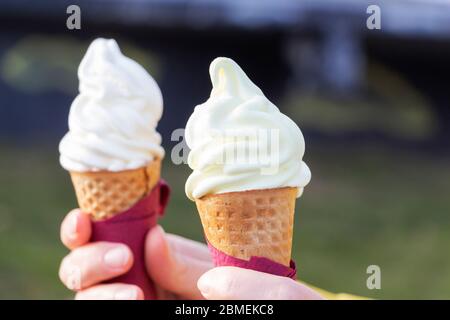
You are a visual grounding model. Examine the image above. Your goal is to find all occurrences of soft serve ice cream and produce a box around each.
[185,57,310,200]
[59,38,164,172]
[58,39,169,299]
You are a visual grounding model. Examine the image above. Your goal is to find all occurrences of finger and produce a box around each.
[75,284,144,300]
[197,267,324,300]
[166,233,211,262]
[145,225,213,299]
[154,287,180,300]
[59,242,133,290]
[60,209,92,250]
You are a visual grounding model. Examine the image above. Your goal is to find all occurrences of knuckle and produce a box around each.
[59,254,83,291]
[270,279,299,300]
[58,256,68,283]
[217,270,238,299]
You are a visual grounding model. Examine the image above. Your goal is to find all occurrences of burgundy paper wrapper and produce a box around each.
[207,241,297,280]
[90,180,170,300]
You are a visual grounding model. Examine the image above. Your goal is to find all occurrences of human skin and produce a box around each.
[59,209,323,300]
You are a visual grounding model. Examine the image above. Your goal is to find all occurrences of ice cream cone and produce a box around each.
[195,187,297,266]
[70,159,161,220]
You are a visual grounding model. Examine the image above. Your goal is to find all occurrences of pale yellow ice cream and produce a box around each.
[59,38,164,172]
[185,57,310,200]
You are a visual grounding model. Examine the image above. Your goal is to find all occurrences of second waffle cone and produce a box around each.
[70,159,161,220]
[196,187,297,266]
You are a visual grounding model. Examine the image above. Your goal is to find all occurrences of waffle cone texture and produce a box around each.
[195,187,297,266]
[70,159,161,220]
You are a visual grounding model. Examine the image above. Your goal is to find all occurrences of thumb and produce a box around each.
[145,225,212,299]
[197,267,324,300]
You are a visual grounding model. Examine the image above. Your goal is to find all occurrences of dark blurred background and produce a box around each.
[0,0,449,299]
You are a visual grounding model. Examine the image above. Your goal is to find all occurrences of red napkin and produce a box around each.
[207,240,297,280]
[90,180,170,299]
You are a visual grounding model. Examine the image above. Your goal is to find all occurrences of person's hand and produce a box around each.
[198,267,324,300]
[59,209,323,300]
[59,209,213,300]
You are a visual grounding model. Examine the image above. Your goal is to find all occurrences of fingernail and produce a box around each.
[158,226,187,271]
[67,212,79,240]
[104,246,130,269]
[156,225,171,254]
[155,225,166,239]
[114,288,138,300]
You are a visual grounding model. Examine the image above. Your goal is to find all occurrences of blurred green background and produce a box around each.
[1,0,450,300]
[1,143,449,299]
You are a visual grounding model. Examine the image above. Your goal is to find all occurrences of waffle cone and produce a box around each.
[195,187,297,266]
[70,159,161,220]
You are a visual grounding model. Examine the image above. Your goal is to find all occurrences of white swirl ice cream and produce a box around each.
[59,38,164,172]
[185,57,311,200]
